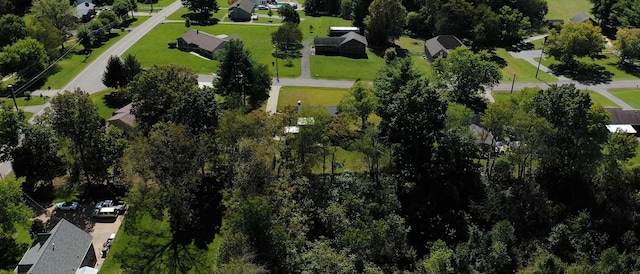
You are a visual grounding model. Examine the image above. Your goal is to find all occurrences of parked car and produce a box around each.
[56,201,79,211]
[92,207,118,219]
[257,4,268,9]
[95,200,113,209]
[113,200,127,212]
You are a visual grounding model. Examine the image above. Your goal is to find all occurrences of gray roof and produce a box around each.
[569,12,592,23]
[75,2,95,17]
[17,219,93,274]
[340,32,367,46]
[233,0,255,13]
[314,32,368,47]
[108,103,136,128]
[606,108,640,125]
[180,30,230,53]
[425,35,464,57]
[470,124,494,146]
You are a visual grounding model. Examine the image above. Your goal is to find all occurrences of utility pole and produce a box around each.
[510,74,516,93]
[8,85,18,111]
[274,45,279,82]
[535,36,548,79]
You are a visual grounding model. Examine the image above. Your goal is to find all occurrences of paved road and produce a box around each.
[300,39,313,79]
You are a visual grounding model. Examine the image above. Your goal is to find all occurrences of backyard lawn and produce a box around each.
[299,16,353,41]
[2,96,48,107]
[545,0,592,20]
[536,51,639,81]
[90,88,121,120]
[494,48,558,83]
[277,86,349,109]
[609,89,640,108]
[166,7,227,20]
[313,146,371,173]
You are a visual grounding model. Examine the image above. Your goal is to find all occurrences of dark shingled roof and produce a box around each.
[425,35,464,57]
[314,32,368,47]
[16,219,93,274]
[606,108,640,125]
[569,12,592,23]
[180,30,229,52]
[234,0,255,13]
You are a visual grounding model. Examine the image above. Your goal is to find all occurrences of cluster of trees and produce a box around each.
[591,0,640,30]
[271,6,303,65]
[305,0,546,46]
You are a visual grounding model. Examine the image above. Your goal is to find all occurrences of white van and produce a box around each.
[92,207,118,218]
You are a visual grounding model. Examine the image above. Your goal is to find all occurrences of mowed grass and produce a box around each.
[492,90,619,107]
[277,86,348,109]
[536,51,638,80]
[545,0,593,20]
[314,146,370,173]
[299,16,353,41]
[609,89,640,108]
[310,51,385,80]
[2,96,48,107]
[494,48,558,83]
[166,7,227,20]
[90,88,119,120]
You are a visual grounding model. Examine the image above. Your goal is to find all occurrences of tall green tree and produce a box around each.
[122,54,142,85]
[277,4,300,24]
[76,26,95,51]
[546,22,605,63]
[0,104,25,162]
[102,55,125,88]
[30,0,76,42]
[27,19,63,60]
[363,0,407,45]
[373,57,421,120]
[612,0,640,28]
[0,175,33,234]
[271,23,303,58]
[111,0,132,18]
[590,0,617,28]
[432,47,501,113]
[499,5,531,45]
[215,39,272,110]
[0,38,49,80]
[435,0,475,39]
[615,28,640,63]
[182,0,219,20]
[0,14,27,48]
[47,88,105,185]
[338,80,377,130]
[11,124,66,194]
[351,0,373,28]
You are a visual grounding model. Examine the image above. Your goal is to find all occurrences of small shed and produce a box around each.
[424,35,464,62]
[229,0,255,21]
[569,13,596,25]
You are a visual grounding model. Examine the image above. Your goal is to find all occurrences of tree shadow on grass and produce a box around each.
[103,91,131,110]
[181,13,220,26]
[489,53,508,68]
[616,62,640,78]
[549,61,613,85]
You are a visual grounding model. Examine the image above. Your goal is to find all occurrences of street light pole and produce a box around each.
[8,85,18,111]
[274,44,279,82]
[535,36,548,79]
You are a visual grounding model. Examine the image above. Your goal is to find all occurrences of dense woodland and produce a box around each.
[2,0,640,272]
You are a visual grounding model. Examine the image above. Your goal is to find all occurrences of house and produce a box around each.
[177,30,232,59]
[75,1,96,22]
[605,108,640,135]
[569,12,596,25]
[424,35,464,62]
[314,32,368,57]
[229,0,255,21]
[15,219,97,274]
[108,103,136,132]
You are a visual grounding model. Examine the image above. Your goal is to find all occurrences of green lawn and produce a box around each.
[313,146,369,173]
[494,48,558,83]
[125,16,150,28]
[492,90,619,107]
[90,88,120,120]
[2,96,48,107]
[396,36,424,54]
[609,89,640,108]
[299,16,353,41]
[137,0,177,10]
[310,51,386,80]
[545,0,592,20]
[536,51,639,81]
[43,31,132,90]
[277,86,349,109]
[166,7,226,20]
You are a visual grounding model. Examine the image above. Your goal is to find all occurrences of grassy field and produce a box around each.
[2,96,48,107]
[90,89,120,120]
[492,90,619,108]
[277,86,349,109]
[545,0,593,20]
[494,48,558,83]
[310,51,386,80]
[536,51,639,81]
[609,89,640,108]
[299,16,353,41]
[313,146,370,173]
[166,7,227,20]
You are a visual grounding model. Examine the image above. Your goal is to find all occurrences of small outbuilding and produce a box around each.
[314,32,368,57]
[229,0,255,21]
[569,12,596,25]
[177,29,233,59]
[424,35,464,62]
[108,103,136,132]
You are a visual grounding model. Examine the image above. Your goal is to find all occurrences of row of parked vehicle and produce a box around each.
[54,199,127,219]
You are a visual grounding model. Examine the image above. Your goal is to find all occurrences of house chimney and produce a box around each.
[297,101,302,114]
